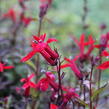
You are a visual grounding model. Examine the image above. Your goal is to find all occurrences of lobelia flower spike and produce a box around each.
[21,33,59,66]
[61,57,83,80]
[0,62,14,72]
[20,73,36,96]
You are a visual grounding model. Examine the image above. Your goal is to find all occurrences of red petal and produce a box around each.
[28,73,35,81]
[29,82,36,88]
[98,61,109,70]
[102,50,109,56]
[64,57,72,63]
[39,33,46,42]
[94,44,101,48]
[80,33,85,55]
[47,38,58,43]
[24,87,30,96]
[61,64,70,69]
[21,50,37,62]
[50,104,58,109]
[33,35,40,41]
[3,65,14,70]
[22,83,29,89]
[20,78,26,82]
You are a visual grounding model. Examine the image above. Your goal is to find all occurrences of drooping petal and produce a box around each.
[64,58,83,79]
[21,50,37,62]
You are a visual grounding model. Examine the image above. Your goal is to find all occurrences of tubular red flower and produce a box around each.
[71,34,95,62]
[21,34,58,66]
[20,73,36,96]
[61,58,83,80]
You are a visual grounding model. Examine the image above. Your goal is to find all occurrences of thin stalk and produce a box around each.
[57,59,63,97]
[96,51,102,105]
[98,51,102,90]
[38,18,42,36]
[82,0,88,30]
[89,64,94,109]
[35,18,43,82]
[83,85,86,109]
[78,80,83,109]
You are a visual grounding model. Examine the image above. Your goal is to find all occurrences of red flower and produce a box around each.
[36,72,58,91]
[101,50,109,57]
[71,34,95,61]
[1,9,16,22]
[50,104,58,109]
[61,58,83,80]
[21,16,35,27]
[21,34,58,66]
[0,62,14,72]
[97,61,109,70]
[63,88,78,104]
[20,73,36,96]
[95,32,109,51]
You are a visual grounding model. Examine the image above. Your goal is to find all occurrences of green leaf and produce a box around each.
[30,88,40,98]
[91,84,107,101]
[25,61,36,70]
[76,98,89,107]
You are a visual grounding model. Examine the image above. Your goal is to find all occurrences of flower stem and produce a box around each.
[35,18,43,82]
[89,64,94,109]
[96,51,102,106]
[57,59,63,99]
[83,85,86,109]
